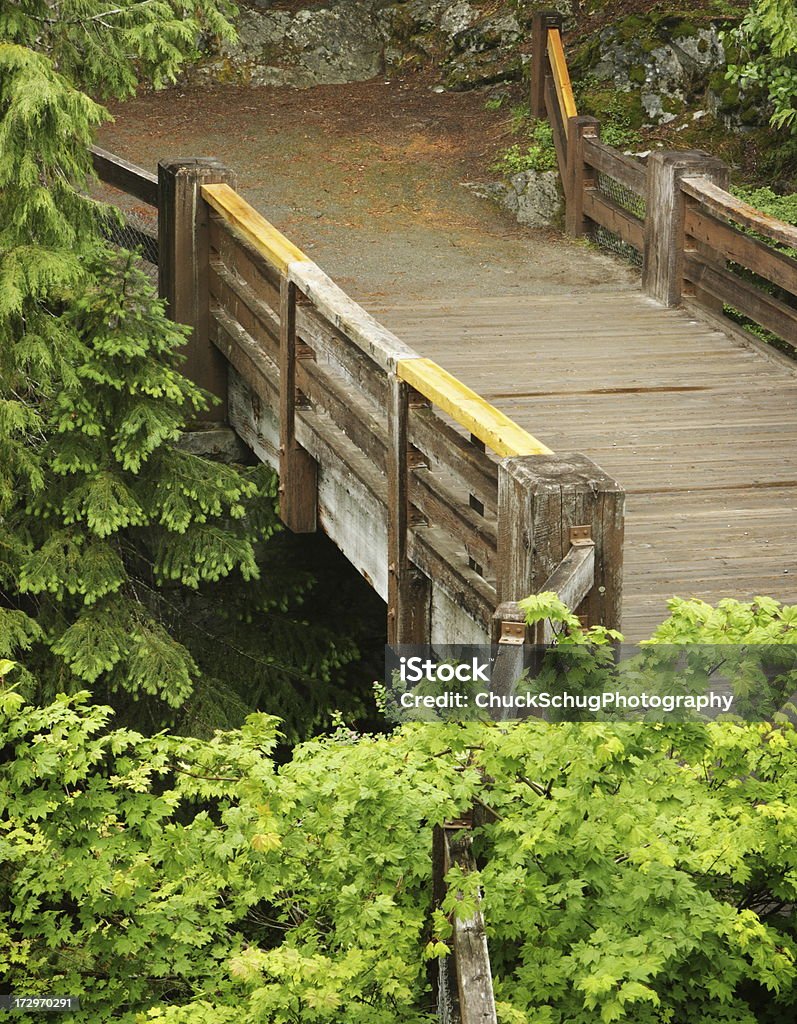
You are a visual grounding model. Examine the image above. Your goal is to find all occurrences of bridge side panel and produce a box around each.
[430,586,490,646]
[228,368,389,599]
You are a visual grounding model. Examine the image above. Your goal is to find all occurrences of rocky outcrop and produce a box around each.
[588,21,727,124]
[198,0,388,87]
[465,170,564,229]
[195,0,536,90]
[192,2,761,134]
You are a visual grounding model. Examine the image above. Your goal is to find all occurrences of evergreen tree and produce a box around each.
[0,4,364,730]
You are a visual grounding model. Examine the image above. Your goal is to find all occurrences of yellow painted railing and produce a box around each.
[547,28,577,134]
[202,183,554,461]
[202,183,311,273]
[397,358,552,457]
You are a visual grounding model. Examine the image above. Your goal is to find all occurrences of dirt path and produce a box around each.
[98,72,634,310]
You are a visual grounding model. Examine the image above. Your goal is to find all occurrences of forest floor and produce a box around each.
[97,70,634,308]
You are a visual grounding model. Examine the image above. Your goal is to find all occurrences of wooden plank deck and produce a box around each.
[372,291,797,641]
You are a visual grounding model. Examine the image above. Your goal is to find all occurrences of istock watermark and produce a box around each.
[384,644,797,724]
[397,655,491,684]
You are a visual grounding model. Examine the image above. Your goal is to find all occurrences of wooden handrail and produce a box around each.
[432,825,498,1024]
[547,28,577,135]
[582,136,646,196]
[397,357,553,458]
[289,262,418,372]
[201,182,311,272]
[201,180,556,454]
[89,145,625,645]
[90,145,158,206]
[533,11,795,349]
[680,176,797,250]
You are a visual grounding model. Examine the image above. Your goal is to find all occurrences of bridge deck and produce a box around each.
[373,291,797,641]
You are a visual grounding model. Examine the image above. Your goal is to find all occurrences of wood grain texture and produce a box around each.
[201,182,310,272]
[547,28,577,127]
[530,11,562,119]
[409,527,496,630]
[290,261,418,371]
[446,832,499,1024]
[91,145,158,206]
[583,189,644,251]
[410,466,498,573]
[409,407,499,516]
[496,453,624,630]
[683,253,797,347]
[375,292,797,641]
[398,357,553,457]
[684,206,797,297]
[642,150,728,307]
[680,176,797,249]
[545,75,568,183]
[582,138,646,195]
[279,277,318,533]
[159,159,236,418]
[566,116,600,238]
[387,376,433,643]
[541,542,596,613]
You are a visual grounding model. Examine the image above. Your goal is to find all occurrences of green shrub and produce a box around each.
[4,596,797,1022]
[491,121,557,176]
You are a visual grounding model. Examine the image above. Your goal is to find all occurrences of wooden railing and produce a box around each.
[91,145,157,204]
[90,145,159,261]
[90,147,625,647]
[679,177,797,342]
[531,10,797,352]
[433,820,497,1024]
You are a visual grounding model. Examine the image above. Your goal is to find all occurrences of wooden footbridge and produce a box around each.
[92,12,797,649]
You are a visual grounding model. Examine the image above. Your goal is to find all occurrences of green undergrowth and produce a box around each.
[489,102,557,176]
[4,595,797,1021]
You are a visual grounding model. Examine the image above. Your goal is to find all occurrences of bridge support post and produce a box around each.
[530,11,563,118]
[279,279,318,532]
[495,453,624,632]
[158,157,237,420]
[642,150,729,307]
[565,115,600,237]
[387,375,432,645]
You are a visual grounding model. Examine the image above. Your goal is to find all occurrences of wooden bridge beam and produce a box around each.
[387,375,432,645]
[565,115,600,237]
[158,157,237,420]
[278,278,318,533]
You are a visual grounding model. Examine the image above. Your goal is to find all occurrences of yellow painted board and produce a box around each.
[397,357,553,458]
[201,183,311,273]
[547,29,578,129]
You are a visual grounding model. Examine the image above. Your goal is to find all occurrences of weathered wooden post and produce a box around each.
[530,10,563,118]
[278,278,318,532]
[432,822,498,1024]
[158,158,237,419]
[387,375,432,645]
[494,453,624,633]
[642,150,729,307]
[565,115,600,237]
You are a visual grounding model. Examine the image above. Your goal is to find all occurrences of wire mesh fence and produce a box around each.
[101,209,159,268]
[89,181,159,283]
[592,168,646,269]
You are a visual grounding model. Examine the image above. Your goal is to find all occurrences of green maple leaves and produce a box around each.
[4,683,797,1022]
